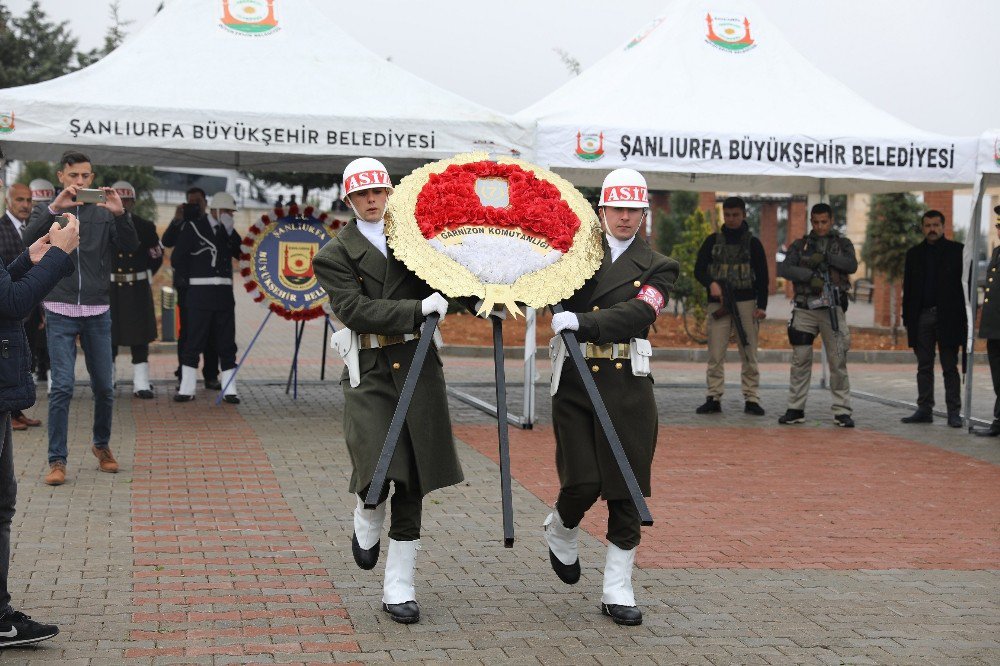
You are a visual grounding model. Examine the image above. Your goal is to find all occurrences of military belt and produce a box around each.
[110,271,150,284]
[359,332,420,350]
[189,277,233,286]
[583,342,630,360]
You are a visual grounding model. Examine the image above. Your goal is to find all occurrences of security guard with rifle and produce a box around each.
[546,168,678,626]
[312,157,460,625]
[693,196,769,415]
[777,202,858,427]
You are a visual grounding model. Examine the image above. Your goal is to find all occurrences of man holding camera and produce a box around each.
[162,187,221,391]
[24,151,139,486]
[777,203,857,428]
[0,146,81,645]
[170,192,241,404]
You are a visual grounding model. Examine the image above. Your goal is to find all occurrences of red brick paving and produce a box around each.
[455,424,1000,570]
[128,398,359,662]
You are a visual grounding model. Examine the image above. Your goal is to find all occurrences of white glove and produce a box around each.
[421,292,449,320]
[474,299,507,320]
[551,311,579,335]
[219,212,235,234]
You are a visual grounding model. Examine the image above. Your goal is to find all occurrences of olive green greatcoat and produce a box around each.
[312,221,464,497]
[553,236,679,500]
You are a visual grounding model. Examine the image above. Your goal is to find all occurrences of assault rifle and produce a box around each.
[713,281,749,350]
[820,266,846,360]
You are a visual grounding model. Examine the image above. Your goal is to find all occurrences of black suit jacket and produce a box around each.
[902,237,967,349]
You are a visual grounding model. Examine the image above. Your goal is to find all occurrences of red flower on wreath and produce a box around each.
[414,162,580,253]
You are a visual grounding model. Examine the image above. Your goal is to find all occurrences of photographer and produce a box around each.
[162,187,221,391]
[24,150,138,486]
[0,146,80,645]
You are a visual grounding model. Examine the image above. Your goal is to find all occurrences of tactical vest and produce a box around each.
[708,229,754,289]
[793,232,852,301]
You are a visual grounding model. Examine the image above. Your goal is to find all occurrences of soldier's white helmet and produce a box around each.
[111,180,135,200]
[209,191,238,211]
[341,157,393,201]
[29,178,55,203]
[599,168,649,208]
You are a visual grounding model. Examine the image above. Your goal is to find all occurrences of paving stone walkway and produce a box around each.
[1,300,997,664]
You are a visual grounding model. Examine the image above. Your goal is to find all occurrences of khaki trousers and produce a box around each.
[787,307,852,415]
[706,300,760,402]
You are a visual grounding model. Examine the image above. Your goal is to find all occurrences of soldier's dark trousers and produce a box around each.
[176,289,219,381]
[180,308,237,371]
[114,344,149,365]
[988,339,1000,420]
[556,484,641,550]
[913,307,960,414]
[360,479,422,541]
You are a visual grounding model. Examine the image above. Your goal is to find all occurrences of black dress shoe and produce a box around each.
[947,413,962,428]
[204,378,222,391]
[134,389,154,400]
[548,549,581,585]
[973,422,1000,437]
[351,533,380,570]
[173,393,195,403]
[901,409,933,424]
[222,395,241,404]
[601,603,643,626]
[382,600,420,624]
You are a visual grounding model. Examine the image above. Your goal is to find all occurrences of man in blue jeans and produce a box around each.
[0,145,81,646]
[24,150,138,485]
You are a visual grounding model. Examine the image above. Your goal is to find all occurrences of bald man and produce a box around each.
[2,184,43,430]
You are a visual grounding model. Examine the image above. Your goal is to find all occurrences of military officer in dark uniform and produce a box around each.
[545,168,678,627]
[313,157,461,625]
[974,205,1000,436]
[170,192,241,404]
[162,187,220,390]
[108,182,163,399]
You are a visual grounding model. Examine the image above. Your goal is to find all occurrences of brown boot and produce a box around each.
[92,446,119,473]
[44,462,66,486]
[10,419,27,431]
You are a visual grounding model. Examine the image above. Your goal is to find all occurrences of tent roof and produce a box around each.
[0,0,530,173]
[517,0,977,194]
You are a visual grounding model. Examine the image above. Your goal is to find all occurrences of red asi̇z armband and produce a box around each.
[635,284,665,313]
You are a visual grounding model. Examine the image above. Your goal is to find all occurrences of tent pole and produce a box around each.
[963,175,986,430]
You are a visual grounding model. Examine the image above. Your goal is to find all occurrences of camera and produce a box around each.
[54,215,70,228]
[74,188,106,204]
[182,202,202,221]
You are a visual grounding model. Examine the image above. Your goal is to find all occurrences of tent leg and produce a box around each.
[963,175,987,430]
[522,307,536,429]
[320,316,330,381]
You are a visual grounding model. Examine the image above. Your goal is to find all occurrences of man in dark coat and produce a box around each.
[546,168,678,627]
[974,205,1000,436]
[109,181,163,399]
[313,157,461,625]
[900,210,966,427]
[0,152,79,646]
[1,183,43,430]
[162,187,220,390]
[170,192,241,404]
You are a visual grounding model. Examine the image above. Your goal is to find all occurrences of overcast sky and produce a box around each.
[6,0,997,137]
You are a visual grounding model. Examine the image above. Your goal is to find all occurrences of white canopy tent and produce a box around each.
[0,0,530,173]
[962,130,1000,426]
[517,0,977,193]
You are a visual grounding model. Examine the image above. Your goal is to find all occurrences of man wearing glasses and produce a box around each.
[973,206,1000,436]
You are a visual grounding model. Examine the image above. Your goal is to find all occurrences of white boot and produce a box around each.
[220,368,240,404]
[352,494,386,569]
[543,508,581,584]
[601,543,642,625]
[174,365,197,402]
[132,362,153,398]
[382,539,420,623]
